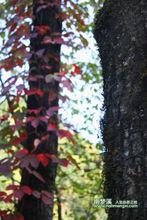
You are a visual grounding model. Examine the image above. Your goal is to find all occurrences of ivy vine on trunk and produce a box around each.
[17,1,62,219]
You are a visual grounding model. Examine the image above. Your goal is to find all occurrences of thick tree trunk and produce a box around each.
[94,0,147,219]
[17,1,62,219]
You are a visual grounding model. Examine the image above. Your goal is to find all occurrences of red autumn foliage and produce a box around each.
[12,133,27,146]
[0,0,89,218]
[21,185,32,195]
[25,89,44,97]
[15,149,29,159]
[4,214,24,220]
[0,210,8,217]
[73,64,82,74]
[59,159,69,167]
[37,154,49,167]
[36,25,50,35]
[58,129,74,142]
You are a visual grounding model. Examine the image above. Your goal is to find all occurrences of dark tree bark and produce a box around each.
[94,0,147,219]
[17,1,62,219]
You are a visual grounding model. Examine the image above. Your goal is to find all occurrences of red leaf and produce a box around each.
[49,106,60,112]
[20,155,39,169]
[27,116,35,122]
[0,191,7,198]
[25,89,44,97]
[12,133,27,146]
[29,155,39,168]
[4,214,24,220]
[12,137,21,146]
[36,25,50,35]
[39,116,48,122]
[37,154,49,167]
[63,32,74,37]
[48,123,57,131]
[41,135,49,141]
[15,149,28,159]
[60,12,69,20]
[17,58,23,67]
[4,215,13,220]
[20,133,28,141]
[58,129,74,142]
[46,154,56,159]
[16,215,24,220]
[53,37,64,44]
[6,184,24,199]
[62,79,73,91]
[0,210,8,217]
[42,36,67,45]
[6,149,14,155]
[31,119,39,128]
[28,108,42,115]
[0,163,11,176]
[42,36,52,44]
[20,157,29,168]
[0,114,9,122]
[46,106,60,117]
[6,184,19,191]
[58,71,67,76]
[59,159,69,167]
[21,186,32,195]
[10,23,17,32]
[73,64,82,75]
[71,71,75,76]
[10,120,24,131]
[13,189,24,200]
[4,194,13,203]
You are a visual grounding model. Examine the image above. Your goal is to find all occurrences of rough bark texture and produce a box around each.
[17,1,62,219]
[94,0,147,219]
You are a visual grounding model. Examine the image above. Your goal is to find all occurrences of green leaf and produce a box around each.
[1,32,5,39]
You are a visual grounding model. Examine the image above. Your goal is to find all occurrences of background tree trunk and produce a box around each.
[17,1,62,219]
[94,0,147,219]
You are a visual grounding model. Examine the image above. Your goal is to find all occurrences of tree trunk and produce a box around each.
[17,1,62,219]
[94,0,147,219]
